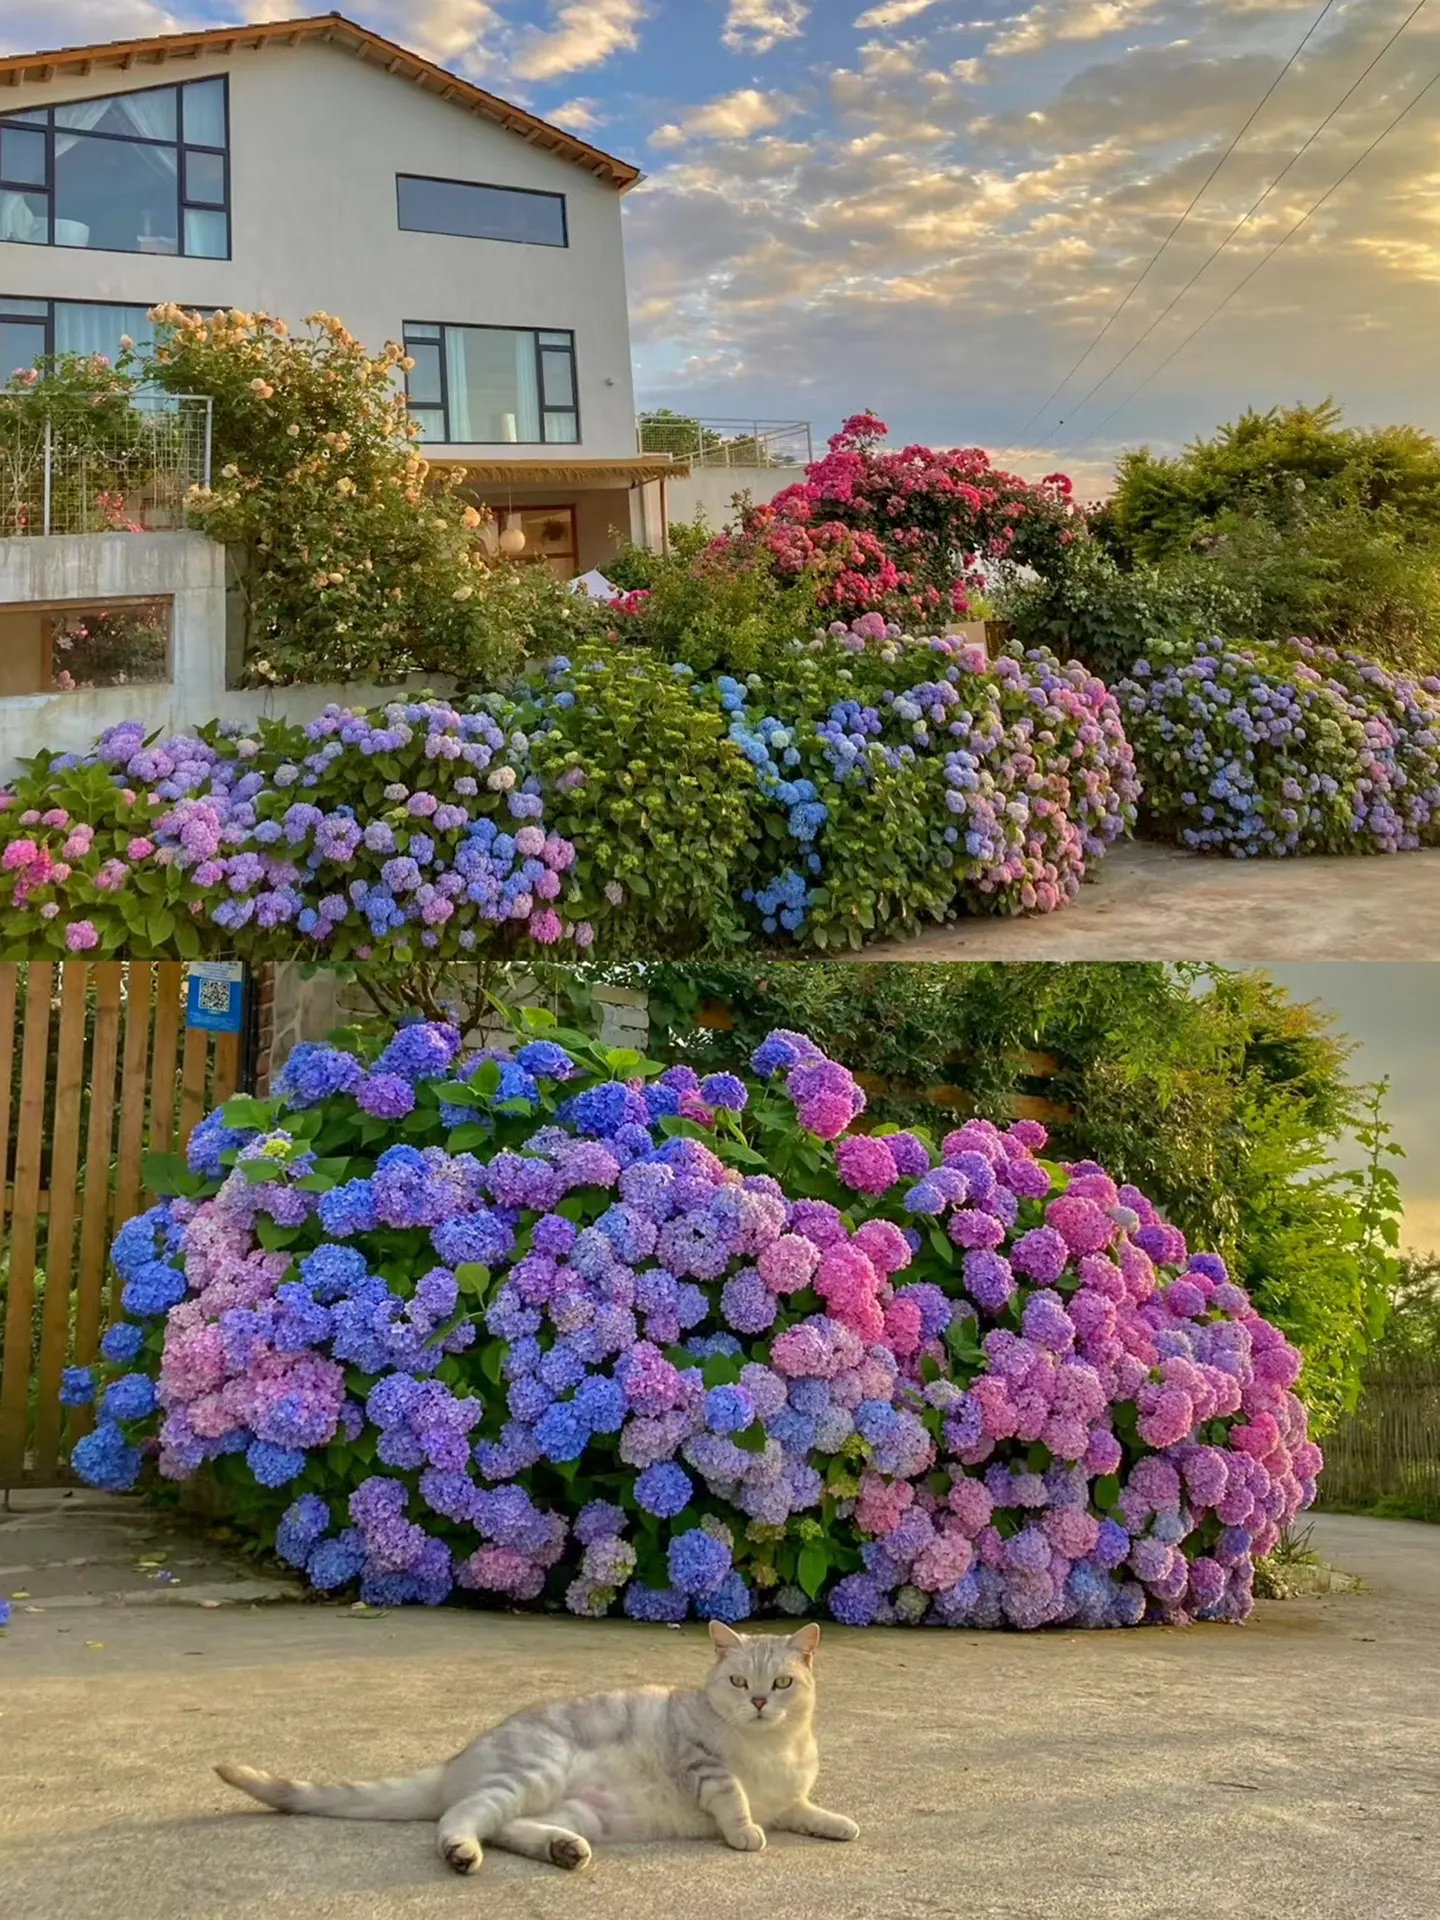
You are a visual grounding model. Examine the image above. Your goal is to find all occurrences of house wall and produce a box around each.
[643,465,800,543]
[0,42,637,461]
[0,531,458,783]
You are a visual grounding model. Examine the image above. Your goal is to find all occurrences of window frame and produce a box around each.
[0,75,232,260]
[395,172,569,250]
[0,294,172,367]
[402,320,581,446]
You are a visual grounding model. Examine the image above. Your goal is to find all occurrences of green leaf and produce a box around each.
[455,1263,492,1298]
[1094,1474,1120,1511]
[701,1354,743,1389]
[480,1342,506,1387]
[221,1095,274,1131]
[434,1081,487,1110]
[797,1542,829,1600]
[142,1150,195,1197]
[732,1420,768,1454]
[519,1005,558,1033]
[255,1216,302,1250]
[469,1060,502,1097]
[1026,1442,1052,1474]
[446,1123,494,1152]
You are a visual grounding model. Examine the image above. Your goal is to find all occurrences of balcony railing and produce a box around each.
[636,414,813,470]
[0,392,213,537]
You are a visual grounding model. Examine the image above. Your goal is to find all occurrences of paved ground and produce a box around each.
[867,840,1440,960]
[1,1502,1436,1920]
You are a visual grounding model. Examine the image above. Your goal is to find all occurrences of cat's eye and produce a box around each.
[773,1676,794,1690]
[729,1674,748,1688]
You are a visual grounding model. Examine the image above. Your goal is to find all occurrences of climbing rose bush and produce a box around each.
[68,1017,1320,1630]
[1116,637,1440,857]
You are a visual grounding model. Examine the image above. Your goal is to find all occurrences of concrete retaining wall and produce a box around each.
[0,531,457,783]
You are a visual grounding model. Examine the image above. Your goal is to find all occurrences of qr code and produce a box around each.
[196,978,233,1014]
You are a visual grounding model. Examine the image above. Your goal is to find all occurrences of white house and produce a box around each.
[0,9,684,575]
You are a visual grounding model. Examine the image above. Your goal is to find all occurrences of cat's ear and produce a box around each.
[708,1620,745,1655]
[788,1623,820,1664]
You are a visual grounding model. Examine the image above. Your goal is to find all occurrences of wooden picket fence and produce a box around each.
[0,963,245,1489]
[1318,1359,1440,1517]
[694,999,1073,1127]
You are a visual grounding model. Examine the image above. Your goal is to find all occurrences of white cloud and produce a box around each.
[650,86,795,148]
[550,96,604,132]
[722,0,809,55]
[856,0,950,27]
[512,0,645,82]
[987,0,1168,58]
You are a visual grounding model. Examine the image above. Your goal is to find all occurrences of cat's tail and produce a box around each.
[214,1761,447,1821]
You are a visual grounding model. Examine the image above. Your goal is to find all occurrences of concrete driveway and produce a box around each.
[867,840,1440,960]
[0,1508,1436,1920]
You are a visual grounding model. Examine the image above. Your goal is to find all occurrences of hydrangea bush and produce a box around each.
[0,636,1134,958]
[67,1015,1320,1631]
[1116,637,1440,856]
[717,618,1138,944]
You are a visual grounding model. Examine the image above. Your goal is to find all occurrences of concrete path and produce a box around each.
[866,840,1440,960]
[0,1503,1436,1920]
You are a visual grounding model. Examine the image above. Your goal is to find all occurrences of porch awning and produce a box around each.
[429,455,691,488]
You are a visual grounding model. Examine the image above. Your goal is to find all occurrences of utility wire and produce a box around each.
[1052,0,1433,437]
[1012,0,1343,447]
[1074,62,1440,449]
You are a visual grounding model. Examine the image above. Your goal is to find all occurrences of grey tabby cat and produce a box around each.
[215,1620,858,1874]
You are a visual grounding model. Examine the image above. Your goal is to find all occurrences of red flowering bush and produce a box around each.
[712,414,1079,626]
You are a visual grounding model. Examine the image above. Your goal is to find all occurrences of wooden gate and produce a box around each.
[0,963,246,1489]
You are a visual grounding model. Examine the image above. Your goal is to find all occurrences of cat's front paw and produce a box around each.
[441,1838,483,1875]
[826,1815,860,1842]
[726,1822,767,1853]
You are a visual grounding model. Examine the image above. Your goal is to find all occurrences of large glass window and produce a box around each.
[0,77,229,258]
[403,322,579,444]
[0,297,156,377]
[396,174,567,248]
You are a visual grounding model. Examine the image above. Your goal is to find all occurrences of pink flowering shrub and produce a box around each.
[710,414,1079,627]
[69,1015,1320,1630]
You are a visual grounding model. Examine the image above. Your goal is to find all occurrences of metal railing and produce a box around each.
[0,392,213,537]
[636,414,813,470]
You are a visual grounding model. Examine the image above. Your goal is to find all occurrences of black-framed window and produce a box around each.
[396,173,567,248]
[403,322,579,445]
[0,296,158,378]
[0,76,230,259]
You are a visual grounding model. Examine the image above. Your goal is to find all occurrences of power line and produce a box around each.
[1011,0,1343,447]
[1074,62,1440,450]
[1053,0,1433,437]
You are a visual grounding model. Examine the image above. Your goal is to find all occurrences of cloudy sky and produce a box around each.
[1262,965,1438,1258]
[8,1,1440,490]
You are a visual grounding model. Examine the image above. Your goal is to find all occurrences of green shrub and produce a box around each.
[520,646,758,953]
[998,537,1257,681]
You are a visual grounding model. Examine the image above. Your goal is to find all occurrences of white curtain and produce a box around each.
[0,191,42,241]
[54,303,154,363]
[513,334,540,443]
[54,94,177,174]
[443,329,472,443]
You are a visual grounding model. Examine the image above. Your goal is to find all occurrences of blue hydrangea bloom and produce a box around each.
[59,1366,96,1407]
[101,1373,158,1423]
[99,1322,145,1364]
[634,1462,693,1518]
